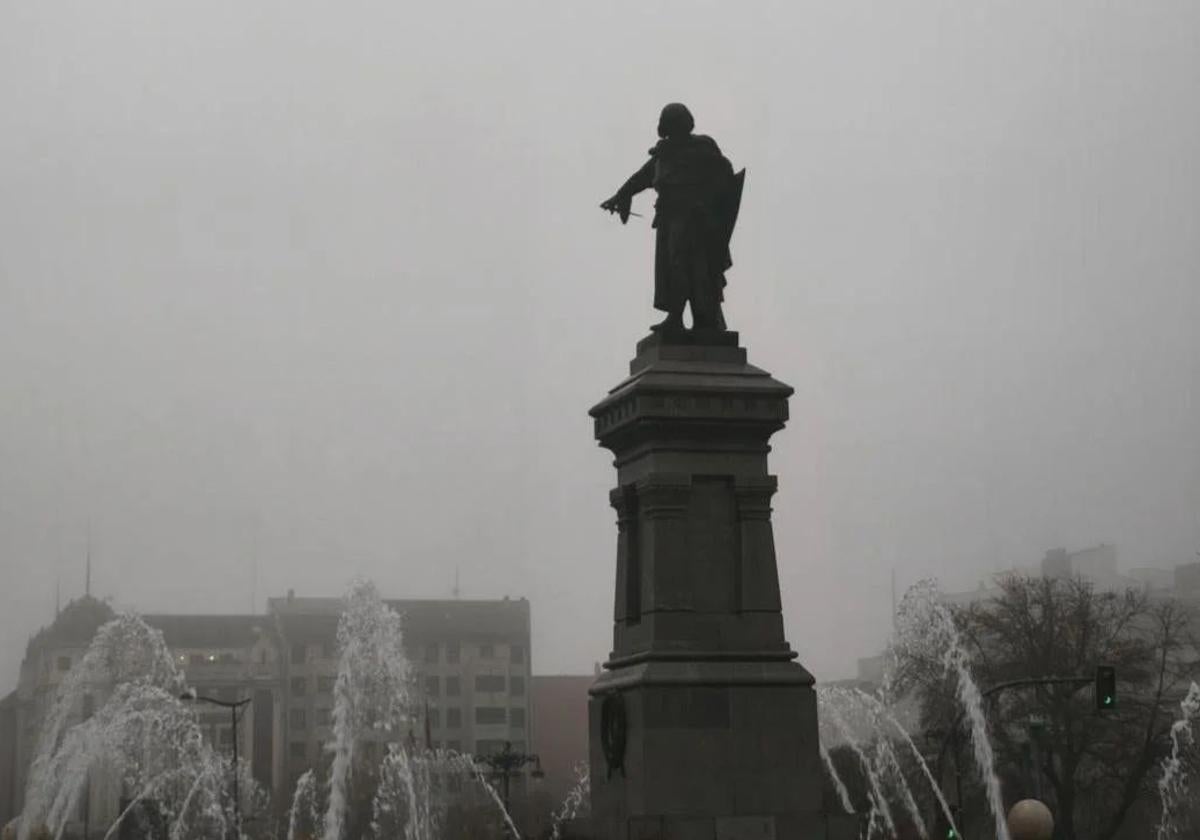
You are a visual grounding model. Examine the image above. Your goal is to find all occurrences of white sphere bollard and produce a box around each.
[1007,799,1054,840]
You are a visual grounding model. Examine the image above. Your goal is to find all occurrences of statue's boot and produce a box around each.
[649,311,685,334]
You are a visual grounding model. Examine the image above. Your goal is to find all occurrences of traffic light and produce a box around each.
[1095,665,1116,710]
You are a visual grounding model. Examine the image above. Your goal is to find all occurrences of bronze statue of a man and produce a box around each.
[601,103,744,335]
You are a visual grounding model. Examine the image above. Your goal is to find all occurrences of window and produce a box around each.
[56,656,71,672]
[446,740,461,753]
[510,644,525,664]
[475,739,506,756]
[474,674,506,693]
[291,677,307,696]
[291,643,307,665]
[318,676,335,693]
[427,708,440,728]
[510,708,526,729]
[289,742,306,761]
[475,707,506,725]
[510,676,525,696]
[190,653,205,666]
[446,642,461,664]
[445,676,461,696]
[425,643,439,664]
[479,643,494,659]
[445,708,462,729]
[425,675,440,697]
[289,709,306,730]
[316,708,331,726]
[219,652,238,665]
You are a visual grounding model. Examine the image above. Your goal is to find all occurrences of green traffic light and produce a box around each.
[1104,695,1113,706]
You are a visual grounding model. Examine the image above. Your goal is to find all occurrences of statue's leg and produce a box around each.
[650,220,687,334]
[688,247,726,331]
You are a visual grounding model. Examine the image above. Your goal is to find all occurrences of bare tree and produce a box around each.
[896,575,1199,840]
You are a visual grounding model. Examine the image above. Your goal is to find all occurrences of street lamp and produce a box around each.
[180,689,252,838]
[475,741,544,829]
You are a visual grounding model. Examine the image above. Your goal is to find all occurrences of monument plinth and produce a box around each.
[586,332,841,840]
[589,103,855,839]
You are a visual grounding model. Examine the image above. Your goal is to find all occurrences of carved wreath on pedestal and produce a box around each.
[600,692,627,779]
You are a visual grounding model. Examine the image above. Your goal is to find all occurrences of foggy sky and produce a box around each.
[2,0,1198,691]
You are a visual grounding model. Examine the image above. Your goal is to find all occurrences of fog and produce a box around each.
[2,0,1197,690]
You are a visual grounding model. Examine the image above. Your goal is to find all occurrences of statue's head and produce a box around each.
[657,103,695,139]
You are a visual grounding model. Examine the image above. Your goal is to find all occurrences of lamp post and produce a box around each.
[475,741,544,833]
[180,690,252,838]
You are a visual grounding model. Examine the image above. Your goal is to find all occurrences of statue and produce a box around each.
[601,103,745,336]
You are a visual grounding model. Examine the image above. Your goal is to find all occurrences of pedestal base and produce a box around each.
[588,660,845,840]
[586,335,857,839]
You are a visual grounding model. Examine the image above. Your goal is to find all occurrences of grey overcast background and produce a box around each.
[2,1,1197,690]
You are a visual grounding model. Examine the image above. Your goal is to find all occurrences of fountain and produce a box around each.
[20,581,566,840]
[891,580,1011,840]
[17,613,257,840]
[1155,681,1200,840]
[321,579,412,840]
[279,580,526,840]
[287,770,321,840]
[818,692,897,838]
[548,763,590,840]
[809,580,1015,840]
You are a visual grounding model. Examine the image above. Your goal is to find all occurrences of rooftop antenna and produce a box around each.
[250,520,259,614]
[55,579,61,618]
[452,566,461,599]
[85,518,92,598]
[891,567,897,632]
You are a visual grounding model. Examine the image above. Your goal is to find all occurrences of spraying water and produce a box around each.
[820,686,935,838]
[549,763,590,840]
[1156,681,1200,840]
[365,746,523,840]
[322,580,412,840]
[469,763,522,839]
[819,692,896,838]
[287,770,320,840]
[819,740,855,816]
[894,580,1011,840]
[852,689,959,839]
[276,580,525,840]
[372,746,435,840]
[18,614,244,840]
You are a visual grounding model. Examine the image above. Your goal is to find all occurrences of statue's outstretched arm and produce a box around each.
[601,159,654,224]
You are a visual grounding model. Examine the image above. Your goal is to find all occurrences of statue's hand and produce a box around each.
[600,194,631,225]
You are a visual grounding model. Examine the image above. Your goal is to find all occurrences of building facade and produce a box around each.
[0,592,532,831]
[269,594,533,794]
[528,675,592,804]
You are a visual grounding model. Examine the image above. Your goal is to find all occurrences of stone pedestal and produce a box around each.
[586,333,850,840]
